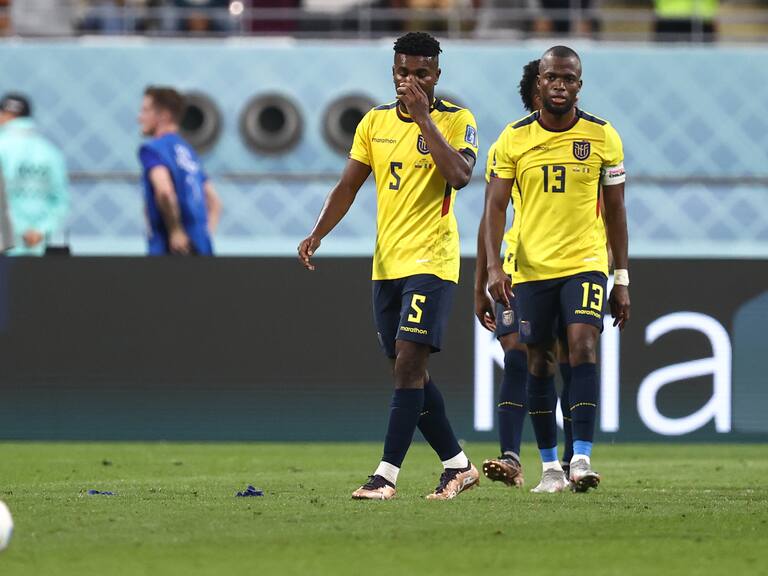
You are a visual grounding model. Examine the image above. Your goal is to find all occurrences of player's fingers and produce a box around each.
[484,315,497,332]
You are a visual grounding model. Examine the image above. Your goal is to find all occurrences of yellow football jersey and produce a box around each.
[485,141,521,276]
[491,109,625,283]
[349,99,479,283]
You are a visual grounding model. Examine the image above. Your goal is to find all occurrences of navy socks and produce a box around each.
[382,388,425,467]
[570,362,598,445]
[527,373,558,453]
[498,349,527,457]
[559,362,574,463]
[417,379,462,461]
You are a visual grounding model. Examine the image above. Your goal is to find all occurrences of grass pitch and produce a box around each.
[0,442,766,575]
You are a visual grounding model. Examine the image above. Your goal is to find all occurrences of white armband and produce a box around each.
[600,162,626,186]
[614,269,629,286]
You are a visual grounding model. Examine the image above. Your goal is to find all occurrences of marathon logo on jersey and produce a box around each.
[465,125,478,147]
[417,135,430,155]
[572,140,591,161]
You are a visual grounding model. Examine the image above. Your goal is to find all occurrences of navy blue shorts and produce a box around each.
[373,274,456,358]
[494,299,519,339]
[515,271,608,345]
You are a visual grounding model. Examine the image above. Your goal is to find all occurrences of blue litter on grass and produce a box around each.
[87,489,115,496]
[236,485,264,497]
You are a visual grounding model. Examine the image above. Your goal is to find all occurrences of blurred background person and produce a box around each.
[138,86,221,256]
[654,0,718,41]
[10,0,76,35]
[173,0,232,33]
[0,166,14,253]
[0,93,69,256]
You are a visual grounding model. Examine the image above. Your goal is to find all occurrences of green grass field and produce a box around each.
[0,442,766,575]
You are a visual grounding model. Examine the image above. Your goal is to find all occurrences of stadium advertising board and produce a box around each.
[0,258,764,441]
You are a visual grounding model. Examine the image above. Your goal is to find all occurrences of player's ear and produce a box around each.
[436,67,441,84]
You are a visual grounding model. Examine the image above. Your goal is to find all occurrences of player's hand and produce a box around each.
[169,229,191,255]
[609,285,630,330]
[297,235,321,271]
[474,289,496,332]
[487,265,514,309]
[22,229,44,248]
[396,78,430,122]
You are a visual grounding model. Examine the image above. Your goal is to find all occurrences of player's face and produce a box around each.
[138,96,160,137]
[538,56,582,116]
[392,54,440,103]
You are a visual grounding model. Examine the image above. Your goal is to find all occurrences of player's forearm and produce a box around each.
[205,184,222,234]
[416,117,473,189]
[483,203,506,272]
[604,193,629,270]
[309,183,357,240]
[475,215,488,293]
[156,190,184,233]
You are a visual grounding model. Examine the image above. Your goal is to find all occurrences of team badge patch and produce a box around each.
[417,135,430,155]
[520,320,531,337]
[502,308,515,327]
[573,141,591,161]
[464,125,478,147]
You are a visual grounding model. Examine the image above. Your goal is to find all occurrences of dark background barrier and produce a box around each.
[0,258,765,441]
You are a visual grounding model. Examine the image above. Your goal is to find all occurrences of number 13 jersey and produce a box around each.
[349,99,479,283]
[491,109,625,283]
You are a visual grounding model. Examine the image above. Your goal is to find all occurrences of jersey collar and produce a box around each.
[536,108,582,133]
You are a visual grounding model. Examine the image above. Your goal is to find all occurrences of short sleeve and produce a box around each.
[490,129,516,180]
[139,145,164,172]
[600,123,626,186]
[349,110,372,166]
[484,142,496,183]
[447,108,479,162]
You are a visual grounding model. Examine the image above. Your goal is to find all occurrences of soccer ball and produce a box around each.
[0,500,13,551]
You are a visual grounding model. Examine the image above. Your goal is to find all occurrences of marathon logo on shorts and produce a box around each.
[502,308,515,327]
[417,135,430,155]
[520,320,531,337]
[572,140,591,161]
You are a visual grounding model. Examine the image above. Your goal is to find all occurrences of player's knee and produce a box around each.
[569,338,597,365]
[393,349,428,389]
[527,347,556,378]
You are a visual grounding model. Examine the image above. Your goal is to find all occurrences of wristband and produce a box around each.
[614,269,629,286]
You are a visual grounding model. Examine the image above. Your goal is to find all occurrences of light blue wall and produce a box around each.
[1,40,766,257]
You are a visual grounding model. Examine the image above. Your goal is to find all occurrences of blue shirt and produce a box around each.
[139,133,212,255]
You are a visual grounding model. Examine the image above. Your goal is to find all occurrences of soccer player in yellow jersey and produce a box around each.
[474,59,540,489]
[484,46,631,494]
[298,32,480,500]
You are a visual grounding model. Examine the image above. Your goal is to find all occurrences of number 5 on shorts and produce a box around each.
[408,294,426,323]
[581,282,604,311]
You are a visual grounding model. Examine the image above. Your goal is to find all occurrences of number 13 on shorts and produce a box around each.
[581,282,604,311]
[408,294,426,323]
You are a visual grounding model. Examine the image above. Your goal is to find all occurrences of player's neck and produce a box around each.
[538,107,578,132]
[153,123,179,138]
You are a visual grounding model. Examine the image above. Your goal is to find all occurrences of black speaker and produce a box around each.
[239,93,303,155]
[322,94,376,155]
[179,91,222,154]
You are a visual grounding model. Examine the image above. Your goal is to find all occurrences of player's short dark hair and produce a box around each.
[542,45,581,63]
[393,32,442,59]
[0,93,31,117]
[144,86,184,123]
[519,59,540,113]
